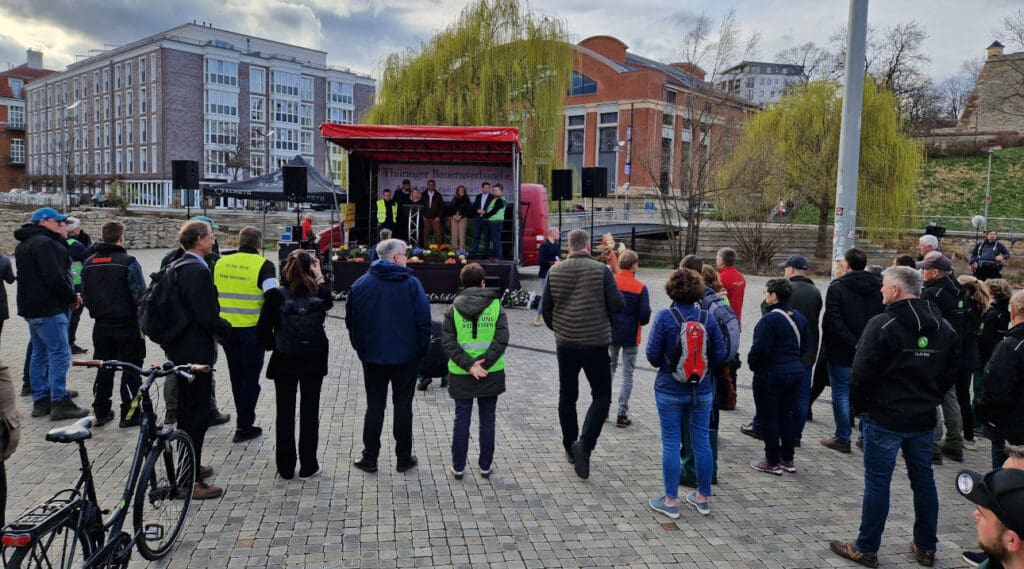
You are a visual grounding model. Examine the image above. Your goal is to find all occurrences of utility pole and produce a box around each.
[831,0,868,278]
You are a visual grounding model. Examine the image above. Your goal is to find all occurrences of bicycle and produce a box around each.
[1,360,208,568]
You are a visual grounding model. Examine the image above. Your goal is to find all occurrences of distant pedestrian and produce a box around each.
[534,227,560,326]
[716,248,746,322]
[347,239,431,474]
[258,249,332,480]
[970,230,1011,281]
[0,252,14,346]
[976,279,1013,432]
[65,217,90,355]
[609,250,651,428]
[442,263,509,480]
[917,234,940,259]
[542,229,624,479]
[958,275,989,451]
[977,290,1024,469]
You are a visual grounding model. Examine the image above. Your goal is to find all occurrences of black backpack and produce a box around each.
[138,257,200,346]
[274,286,328,355]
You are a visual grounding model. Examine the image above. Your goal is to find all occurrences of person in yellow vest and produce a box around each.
[442,263,509,479]
[376,189,397,236]
[213,226,277,444]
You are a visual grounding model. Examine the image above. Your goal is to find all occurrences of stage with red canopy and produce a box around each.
[319,124,521,165]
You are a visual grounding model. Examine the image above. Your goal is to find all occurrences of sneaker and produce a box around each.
[210,410,231,426]
[49,398,89,421]
[198,465,214,480]
[911,544,935,567]
[450,465,465,480]
[164,410,177,425]
[191,481,224,500]
[780,459,797,473]
[962,439,977,451]
[440,375,449,388]
[571,440,590,479]
[740,423,763,440]
[750,459,783,476]
[480,465,493,479]
[648,497,680,519]
[533,315,542,327]
[416,377,431,391]
[31,398,51,417]
[829,540,878,568]
[820,437,852,454]
[941,446,964,463]
[94,409,116,427]
[298,467,322,480]
[353,458,378,473]
[961,550,988,567]
[118,415,140,429]
[685,491,711,515]
[616,415,631,428]
[396,456,418,473]
[232,426,263,443]
[71,344,88,355]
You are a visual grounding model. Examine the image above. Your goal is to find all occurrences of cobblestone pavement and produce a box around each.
[0,250,989,568]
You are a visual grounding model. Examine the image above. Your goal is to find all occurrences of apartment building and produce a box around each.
[0,49,54,193]
[716,61,804,107]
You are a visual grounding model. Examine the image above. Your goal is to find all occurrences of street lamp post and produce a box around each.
[61,100,82,212]
[983,145,1001,223]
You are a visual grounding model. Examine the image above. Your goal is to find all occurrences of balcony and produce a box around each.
[3,121,25,131]
[4,155,25,166]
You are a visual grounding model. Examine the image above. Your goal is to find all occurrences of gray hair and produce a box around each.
[882,266,922,297]
[379,228,393,241]
[567,229,589,252]
[65,217,81,231]
[376,238,407,261]
[918,234,939,249]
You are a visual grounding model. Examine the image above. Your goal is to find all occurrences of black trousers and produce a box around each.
[167,347,213,468]
[556,344,612,452]
[68,304,84,345]
[974,264,1001,281]
[360,361,418,462]
[220,328,264,431]
[273,375,323,478]
[956,368,976,441]
[91,323,145,419]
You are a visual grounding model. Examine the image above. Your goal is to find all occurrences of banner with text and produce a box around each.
[377,163,515,201]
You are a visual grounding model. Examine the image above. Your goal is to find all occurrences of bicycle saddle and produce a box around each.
[45,416,94,443]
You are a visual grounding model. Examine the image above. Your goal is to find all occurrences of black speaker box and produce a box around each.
[171,160,199,189]
[551,169,573,201]
[283,166,308,201]
[581,167,608,198]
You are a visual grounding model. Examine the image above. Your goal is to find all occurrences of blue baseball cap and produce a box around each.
[778,254,809,270]
[190,215,219,230]
[31,207,68,223]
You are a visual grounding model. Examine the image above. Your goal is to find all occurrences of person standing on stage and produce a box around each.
[471,182,493,257]
[482,183,507,259]
[422,179,445,246]
[448,185,473,251]
[375,189,398,236]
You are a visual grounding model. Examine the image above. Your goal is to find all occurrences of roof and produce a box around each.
[203,155,345,203]
[720,60,805,76]
[319,124,522,164]
[0,65,55,98]
[624,53,696,89]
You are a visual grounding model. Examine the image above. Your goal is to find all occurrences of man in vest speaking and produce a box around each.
[376,189,397,237]
[214,227,278,443]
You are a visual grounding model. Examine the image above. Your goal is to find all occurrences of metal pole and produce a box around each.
[626,106,633,212]
[983,148,993,221]
[831,0,869,279]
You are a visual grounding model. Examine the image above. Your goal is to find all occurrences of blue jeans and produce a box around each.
[487,221,502,258]
[752,370,802,465]
[655,389,712,500]
[471,218,491,256]
[751,365,812,444]
[452,396,498,471]
[26,312,71,403]
[855,416,938,554]
[828,363,852,443]
[536,277,546,316]
[609,345,637,416]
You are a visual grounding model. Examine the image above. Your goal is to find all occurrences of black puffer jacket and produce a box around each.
[13,224,76,318]
[977,323,1024,446]
[442,287,508,400]
[921,273,968,356]
[851,297,960,432]
[823,270,883,365]
[979,300,1011,364]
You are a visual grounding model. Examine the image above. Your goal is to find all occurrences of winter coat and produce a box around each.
[979,300,1012,365]
[977,323,1024,446]
[850,298,960,433]
[257,284,333,379]
[161,256,232,365]
[823,270,884,366]
[760,276,822,368]
[646,302,727,397]
[542,252,624,347]
[922,273,971,367]
[718,266,746,327]
[13,223,76,319]
[748,302,809,375]
[346,259,431,365]
[610,269,651,347]
[537,239,560,280]
[0,254,15,321]
[702,287,740,361]
[442,287,508,400]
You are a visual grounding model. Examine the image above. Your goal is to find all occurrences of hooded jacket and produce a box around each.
[13,223,77,318]
[979,300,1011,364]
[977,323,1024,445]
[442,287,508,400]
[346,259,431,365]
[850,297,959,432]
[823,270,884,365]
[610,269,651,347]
[748,302,809,375]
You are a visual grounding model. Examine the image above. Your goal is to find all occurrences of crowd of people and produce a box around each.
[0,207,1021,568]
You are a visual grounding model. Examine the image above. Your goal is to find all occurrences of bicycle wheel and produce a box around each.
[5,514,98,569]
[132,430,196,560]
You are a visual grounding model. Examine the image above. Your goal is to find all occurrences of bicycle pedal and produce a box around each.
[144,524,166,540]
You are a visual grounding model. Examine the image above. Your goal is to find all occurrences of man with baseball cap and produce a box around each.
[957,468,1024,568]
[14,208,89,420]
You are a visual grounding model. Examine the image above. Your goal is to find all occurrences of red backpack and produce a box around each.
[670,308,709,385]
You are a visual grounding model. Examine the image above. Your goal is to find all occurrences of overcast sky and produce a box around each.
[0,0,1019,82]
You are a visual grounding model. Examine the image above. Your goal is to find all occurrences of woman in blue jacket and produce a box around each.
[646,268,726,519]
[747,278,809,475]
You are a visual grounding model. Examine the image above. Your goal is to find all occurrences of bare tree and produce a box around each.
[938,74,971,120]
[776,42,833,83]
[679,9,760,84]
[999,8,1024,50]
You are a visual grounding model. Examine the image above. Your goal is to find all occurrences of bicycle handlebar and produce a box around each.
[72,360,211,377]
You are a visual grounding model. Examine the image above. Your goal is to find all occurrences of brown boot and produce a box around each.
[192,481,224,500]
[820,437,852,454]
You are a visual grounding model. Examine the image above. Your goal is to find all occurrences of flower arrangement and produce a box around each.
[501,288,531,308]
[406,244,469,264]
[332,243,371,262]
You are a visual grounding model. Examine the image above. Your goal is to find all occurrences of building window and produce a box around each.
[300,76,313,100]
[140,118,147,143]
[80,126,88,150]
[104,150,110,174]
[126,149,133,173]
[139,57,146,83]
[271,71,301,97]
[205,59,238,86]
[250,67,265,93]
[662,113,675,126]
[327,107,353,124]
[666,90,676,103]
[300,103,313,128]
[114,65,121,90]
[150,145,157,173]
[273,128,300,152]
[250,96,265,122]
[116,122,122,146]
[125,61,132,87]
[273,99,299,124]
[126,121,133,145]
[300,131,313,155]
[94,125,101,148]
[140,147,148,173]
[114,94,121,118]
[93,151,100,174]
[73,78,79,99]
[205,120,238,146]
[205,90,238,116]
[569,72,597,96]
[8,104,24,128]
[104,124,110,147]
[126,91,133,115]
[327,81,353,104]
[205,148,229,176]
[250,152,265,177]
[93,98,100,121]
[9,139,24,164]
[140,88,146,114]
[93,72,100,95]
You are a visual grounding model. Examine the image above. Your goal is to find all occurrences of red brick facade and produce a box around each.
[1,63,53,192]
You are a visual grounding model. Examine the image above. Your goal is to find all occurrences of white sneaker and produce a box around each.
[533,315,542,327]
[450,465,464,480]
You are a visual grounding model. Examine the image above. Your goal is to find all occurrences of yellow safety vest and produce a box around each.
[213,252,266,328]
[487,197,506,222]
[376,199,395,224]
[66,238,82,286]
[447,299,505,375]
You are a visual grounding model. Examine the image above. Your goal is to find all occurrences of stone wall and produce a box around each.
[0,207,192,253]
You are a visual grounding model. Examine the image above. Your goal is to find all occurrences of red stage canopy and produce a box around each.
[319,124,521,164]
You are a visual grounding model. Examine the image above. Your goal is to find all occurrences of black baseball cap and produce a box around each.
[957,468,1024,536]
[778,254,809,270]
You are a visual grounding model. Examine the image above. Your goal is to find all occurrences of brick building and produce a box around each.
[23,23,375,207]
[559,36,758,199]
[0,49,54,193]
[957,41,1024,135]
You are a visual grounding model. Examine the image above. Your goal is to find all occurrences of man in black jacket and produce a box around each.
[162,220,232,500]
[821,248,883,453]
[14,207,89,421]
[977,290,1024,469]
[830,266,959,569]
[919,251,968,463]
[81,221,146,428]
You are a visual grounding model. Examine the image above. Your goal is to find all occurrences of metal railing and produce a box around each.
[900,215,1024,237]
[556,210,668,231]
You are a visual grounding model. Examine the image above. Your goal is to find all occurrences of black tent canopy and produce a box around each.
[203,155,347,204]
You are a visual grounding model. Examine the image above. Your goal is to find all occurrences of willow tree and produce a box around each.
[363,0,573,185]
[721,80,920,258]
